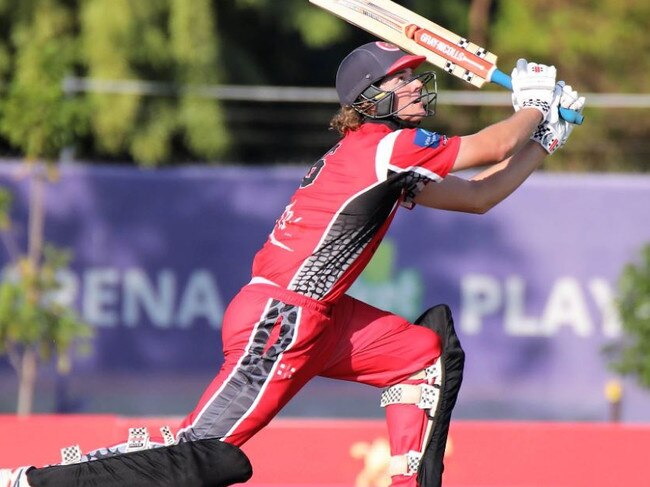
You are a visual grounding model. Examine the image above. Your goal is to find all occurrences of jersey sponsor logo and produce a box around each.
[413,129,445,148]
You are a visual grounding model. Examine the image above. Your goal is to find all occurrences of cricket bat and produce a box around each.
[309,0,583,124]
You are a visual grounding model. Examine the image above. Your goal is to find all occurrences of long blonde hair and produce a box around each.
[329,105,372,136]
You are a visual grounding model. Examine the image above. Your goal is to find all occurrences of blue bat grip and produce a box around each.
[490,69,584,125]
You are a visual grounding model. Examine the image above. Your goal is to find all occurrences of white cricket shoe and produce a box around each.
[0,467,33,487]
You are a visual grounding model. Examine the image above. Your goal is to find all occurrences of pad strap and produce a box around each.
[389,450,422,477]
[425,361,442,385]
[380,383,440,413]
[160,426,176,446]
[410,361,443,386]
[60,445,82,465]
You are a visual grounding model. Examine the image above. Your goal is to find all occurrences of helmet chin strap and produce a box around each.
[360,116,419,131]
[393,116,422,129]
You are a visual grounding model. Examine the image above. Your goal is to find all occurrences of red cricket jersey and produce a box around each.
[251,121,460,303]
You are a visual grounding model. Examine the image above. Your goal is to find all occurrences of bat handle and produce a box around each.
[490,69,584,125]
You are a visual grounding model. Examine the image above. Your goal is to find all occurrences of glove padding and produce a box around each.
[531,82,586,154]
[511,58,557,121]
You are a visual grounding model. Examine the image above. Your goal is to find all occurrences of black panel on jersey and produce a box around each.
[291,172,407,299]
[27,439,252,487]
[344,170,406,217]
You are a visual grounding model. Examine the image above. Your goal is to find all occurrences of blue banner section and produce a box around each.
[0,162,649,421]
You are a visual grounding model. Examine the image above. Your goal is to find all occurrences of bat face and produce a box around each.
[309,0,498,88]
[405,25,494,80]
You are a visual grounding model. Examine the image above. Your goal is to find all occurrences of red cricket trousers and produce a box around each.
[177,283,441,485]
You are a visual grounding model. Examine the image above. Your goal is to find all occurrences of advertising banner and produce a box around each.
[0,163,648,421]
[2,415,650,487]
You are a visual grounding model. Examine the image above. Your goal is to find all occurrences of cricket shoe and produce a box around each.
[62,425,175,463]
[0,466,33,487]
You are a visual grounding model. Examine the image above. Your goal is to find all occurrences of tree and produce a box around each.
[0,186,92,415]
[606,244,650,389]
[0,0,92,415]
[0,0,239,166]
[2,1,649,167]
[0,0,86,160]
[79,0,228,165]
[490,0,650,172]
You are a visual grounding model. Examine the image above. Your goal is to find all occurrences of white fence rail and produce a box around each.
[63,77,650,108]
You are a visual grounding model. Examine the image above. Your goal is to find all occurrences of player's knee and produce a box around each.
[416,304,464,367]
[412,324,443,365]
[422,325,442,352]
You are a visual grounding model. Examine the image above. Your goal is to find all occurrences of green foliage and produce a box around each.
[0,0,87,161]
[0,181,92,413]
[294,6,348,48]
[493,0,650,91]
[232,0,347,47]
[170,0,228,160]
[491,0,650,171]
[0,1,647,168]
[80,0,142,155]
[606,244,650,389]
[0,187,12,230]
[0,244,93,375]
[79,0,228,165]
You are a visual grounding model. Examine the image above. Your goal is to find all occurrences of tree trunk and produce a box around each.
[17,347,37,416]
[468,0,493,47]
[16,162,48,416]
[28,163,46,270]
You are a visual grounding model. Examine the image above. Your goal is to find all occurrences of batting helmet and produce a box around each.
[335,41,426,106]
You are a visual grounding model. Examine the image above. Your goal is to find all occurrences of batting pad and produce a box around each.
[26,438,252,487]
[414,304,465,487]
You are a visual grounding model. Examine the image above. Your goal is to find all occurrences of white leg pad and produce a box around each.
[382,358,448,482]
[380,383,440,413]
[425,361,443,386]
[388,450,422,477]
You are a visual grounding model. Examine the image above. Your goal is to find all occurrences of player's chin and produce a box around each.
[408,103,427,118]
[399,112,426,124]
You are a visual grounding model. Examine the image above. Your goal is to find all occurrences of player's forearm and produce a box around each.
[467,140,547,212]
[413,140,546,213]
[478,109,544,161]
[454,108,543,171]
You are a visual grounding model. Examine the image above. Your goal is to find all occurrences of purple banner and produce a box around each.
[0,162,648,421]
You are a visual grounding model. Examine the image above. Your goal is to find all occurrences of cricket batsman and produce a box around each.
[1,41,584,487]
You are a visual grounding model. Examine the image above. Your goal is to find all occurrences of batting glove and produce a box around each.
[511,58,557,121]
[531,82,586,154]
